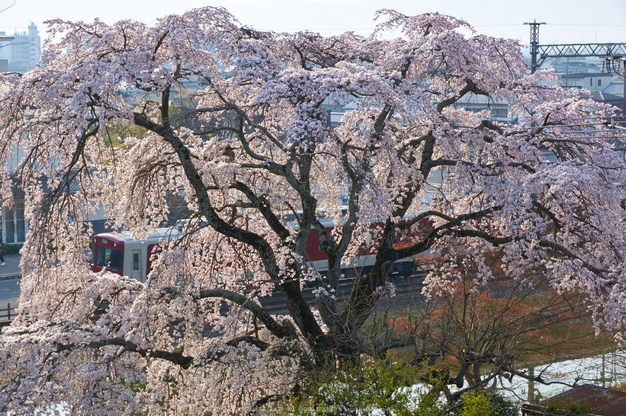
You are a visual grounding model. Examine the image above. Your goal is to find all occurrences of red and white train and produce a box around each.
[91,216,430,282]
[91,228,183,282]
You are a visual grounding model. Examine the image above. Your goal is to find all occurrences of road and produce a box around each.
[0,278,20,305]
[0,253,22,309]
[0,253,21,278]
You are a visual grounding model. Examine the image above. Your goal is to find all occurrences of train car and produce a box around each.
[90,217,431,281]
[91,228,183,282]
[302,217,421,278]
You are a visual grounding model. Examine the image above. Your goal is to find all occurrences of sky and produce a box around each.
[0,0,625,49]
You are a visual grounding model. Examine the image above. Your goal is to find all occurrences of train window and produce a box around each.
[132,252,140,271]
[319,235,336,251]
[95,247,105,267]
[360,228,378,247]
[96,246,123,271]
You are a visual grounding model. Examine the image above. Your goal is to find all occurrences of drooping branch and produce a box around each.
[395,206,505,258]
[134,110,326,346]
[132,111,281,277]
[54,337,194,369]
[436,79,490,113]
[231,181,291,241]
[539,239,613,275]
[161,287,297,339]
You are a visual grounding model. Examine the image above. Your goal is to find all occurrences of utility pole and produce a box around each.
[623,62,626,115]
[524,20,546,73]
[522,22,626,112]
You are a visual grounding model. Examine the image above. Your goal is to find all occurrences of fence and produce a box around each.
[0,302,17,327]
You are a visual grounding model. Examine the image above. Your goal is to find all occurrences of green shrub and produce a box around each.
[489,392,520,416]
[4,243,22,255]
[280,359,520,416]
[457,390,519,416]
[289,359,438,416]
[459,390,492,416]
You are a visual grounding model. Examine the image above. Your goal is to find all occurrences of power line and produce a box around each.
[549,24,626,27]
[0,0,15,14]
[473,23,619,27]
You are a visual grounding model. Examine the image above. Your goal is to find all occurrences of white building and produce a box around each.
[557,72,615,92]
[0,23,41,73]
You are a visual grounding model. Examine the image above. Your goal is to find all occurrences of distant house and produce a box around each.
[602,76,624,97]
[454,94,517,124]
[1,173,116,245]
[2,190,28,245]
[0,134,115,245]
[558,72,614,93]
[551,64,625,112]
[522,384,626,416]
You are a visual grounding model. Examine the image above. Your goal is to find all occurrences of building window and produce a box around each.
[598,79,602,86]
[492,108,508,118]
[590,78,593,87]
[2,201,28,244]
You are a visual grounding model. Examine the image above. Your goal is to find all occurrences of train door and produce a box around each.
[131,249,143,282]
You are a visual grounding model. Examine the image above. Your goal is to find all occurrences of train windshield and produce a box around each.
[95,246,123,271]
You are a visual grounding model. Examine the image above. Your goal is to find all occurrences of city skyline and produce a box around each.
[0,0,625,48]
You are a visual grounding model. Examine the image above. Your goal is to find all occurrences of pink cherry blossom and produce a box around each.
[0,7,625,415]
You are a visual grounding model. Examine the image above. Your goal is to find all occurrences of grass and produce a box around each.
[368,285,624,387]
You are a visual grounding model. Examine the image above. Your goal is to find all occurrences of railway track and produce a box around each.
[259,273,425,314]
[0,275,425,327]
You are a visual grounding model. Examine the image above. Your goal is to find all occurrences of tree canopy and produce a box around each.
[1,7,625,415]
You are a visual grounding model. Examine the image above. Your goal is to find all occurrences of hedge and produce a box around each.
[3,243,23,255]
